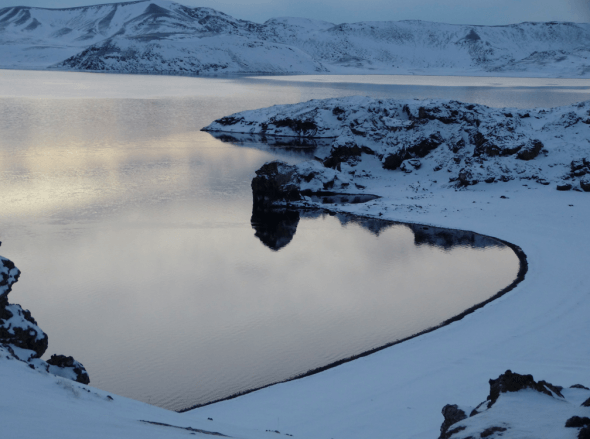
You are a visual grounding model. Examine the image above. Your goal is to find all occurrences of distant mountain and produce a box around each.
[1,0,589,76]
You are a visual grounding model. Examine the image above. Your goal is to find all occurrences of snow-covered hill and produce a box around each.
[1,0,589,76]
[203,96,590,196]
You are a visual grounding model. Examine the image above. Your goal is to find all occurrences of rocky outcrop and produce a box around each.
[0,253,90,384]
[251,162,303,211]
[438,371,590,439]
[204,97,590,196]
[46,354,90,385]
[439,405,467,439]
[485,369,563,409]
[0,303,48,357]
[0,256,21,300]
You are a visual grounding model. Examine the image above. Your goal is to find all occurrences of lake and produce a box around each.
[0,70,586,411]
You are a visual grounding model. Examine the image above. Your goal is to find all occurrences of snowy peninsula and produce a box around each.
[1,0,590,77]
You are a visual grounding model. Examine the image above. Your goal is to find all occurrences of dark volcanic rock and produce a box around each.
[487,370,563,408]
[582,397,590,407]
[251,161,301,211]
[580,427,590,439]
[571,384,590,390]
[480,426,507,437]
[0,254,90,384]
[382,133,443,170]
[323,144,373,169]
[382,150,405,170]
[580,178,590,192]
[439,425,467,439]
[0,256,21,300]
[0,303,48,358]
[557,183,573,191]
[516,139,544,160]
[439,404,468,439]
[47,354,90,385]
[458,168,476,186]
[565,416,590,428]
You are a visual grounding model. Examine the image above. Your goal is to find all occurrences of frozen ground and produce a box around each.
[2,96,590,438]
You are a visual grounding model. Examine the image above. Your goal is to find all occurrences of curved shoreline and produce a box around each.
[178,211,528,413]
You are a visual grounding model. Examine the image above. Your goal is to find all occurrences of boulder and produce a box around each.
[580,178,590,192]
[438,404,467,439]
[486,370,563,408]
[46,354,90,385]
[400,158,421,173]
[251,161,301,211]
[516,139,544,161]
[0,257,21,301]
[0,303,48,358]
[565,416,590,428]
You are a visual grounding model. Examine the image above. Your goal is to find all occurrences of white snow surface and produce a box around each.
[1,0,589,77]
[2,96,590,438]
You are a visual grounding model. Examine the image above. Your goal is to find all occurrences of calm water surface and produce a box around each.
[1,70,585,410]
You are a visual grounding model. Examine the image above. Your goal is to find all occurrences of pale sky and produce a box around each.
[7,0,590,25]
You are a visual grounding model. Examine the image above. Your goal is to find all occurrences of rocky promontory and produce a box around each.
[203,97,590,209]
[438,370,590,439]
[0,255,89,384]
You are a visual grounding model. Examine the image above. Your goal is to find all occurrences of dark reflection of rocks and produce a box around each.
[252,208,505,251]
[208,132,333,157]
[251,208,300,251]
[408,224,503,250]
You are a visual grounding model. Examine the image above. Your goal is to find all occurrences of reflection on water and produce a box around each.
[0,70,559,411]
[208,131,333,158]
[251,208,505,253]
[251,208,300,251]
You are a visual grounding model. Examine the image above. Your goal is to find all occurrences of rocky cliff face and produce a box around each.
[0,255,89,384]
[1,0,589,76]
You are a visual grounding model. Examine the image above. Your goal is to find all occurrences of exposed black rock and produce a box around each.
[382,150,405,170]
[0,254,90,384]
[557,183,573,191]
[582,397,590,407]
[46,354,90,385]
[251,161,302,211]
[0,303,48,358]
[0,256,20,300]
[571,384,590,390]
[565,416,590,428]
[323,144,373,170]
[440,425,467,439]
[486,370,563,409]
[480,426,507,437]
[516,139,544,160]
[439,404,468,439]
[580,178,590,192]
[458,168,476,186]
[580,427,590,439]
[250,208,300,251]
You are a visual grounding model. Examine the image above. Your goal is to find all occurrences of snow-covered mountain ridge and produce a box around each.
[1,0,589,76]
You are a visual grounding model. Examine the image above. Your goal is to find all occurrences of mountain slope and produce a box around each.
[0,0,589,76]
